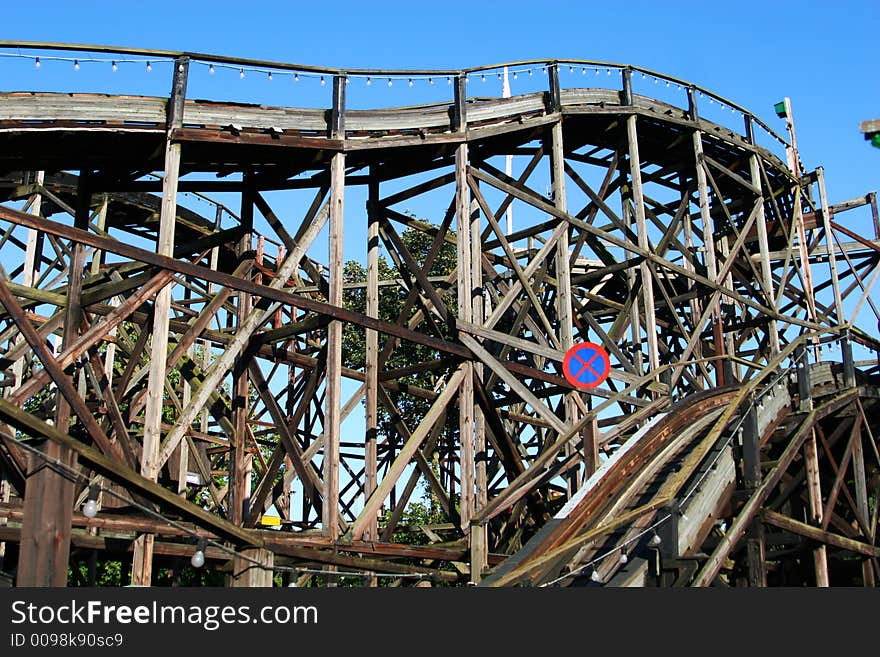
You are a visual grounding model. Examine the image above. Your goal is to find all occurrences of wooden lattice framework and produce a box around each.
[0,42,878,587]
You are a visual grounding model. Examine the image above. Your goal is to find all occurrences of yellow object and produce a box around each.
[259,515,281,527]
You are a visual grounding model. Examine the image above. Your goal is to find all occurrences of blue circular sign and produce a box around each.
[562,342,610,390]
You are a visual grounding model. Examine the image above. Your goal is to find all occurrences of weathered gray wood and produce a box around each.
[323,151,345,538]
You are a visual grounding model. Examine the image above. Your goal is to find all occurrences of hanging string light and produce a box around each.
[34,57,40,69]
[387,78,393,87]
[209,63,215,74]
[267,71,273,81]
[366,76,371,86]
[239,68,245,79]
[294,73,299,82]
[146,61,152,72]
[191,538,207,568]
[111,60,118,73]
[81,484,100,518]
[73,59,79,72]
[408,78,413,87]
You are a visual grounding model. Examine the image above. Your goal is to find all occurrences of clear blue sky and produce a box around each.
[0,0,875,203]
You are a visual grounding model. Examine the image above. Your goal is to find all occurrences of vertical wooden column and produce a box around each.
[323,73,346,538]
[11,170,45,392]
[364,169,380,542]
[803,429,829,586]
[17,171,92,586]
[131,56,188,586]
[689,88,724,386]
[741,401,766,586]
[454,74,476,537]
[230,175,254,532]
[548,79,579,493]
[232,548,274,587]
[470,176,487,581]
[623,70,659,376]
[850,422,874,586]
[745,118,780,356]
[456,143,475,533]
[816,167,853,384]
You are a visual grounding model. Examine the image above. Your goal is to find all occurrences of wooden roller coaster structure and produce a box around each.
[0,42,877,587]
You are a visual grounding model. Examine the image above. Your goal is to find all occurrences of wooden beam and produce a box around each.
[0,397,262,547]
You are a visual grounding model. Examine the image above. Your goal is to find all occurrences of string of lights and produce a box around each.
[0,46,790,148]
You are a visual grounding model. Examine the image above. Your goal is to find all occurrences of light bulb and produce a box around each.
[74,60,80,71]
[447,76,451,85]
[239,68,245,79]
[481,74,486,82]
[513,71,518,80]
[569,65,574,73]
[366,76,371,86]
[111,61,118,73]
[320,76,325,86]
[146,61,152,72]
[590,570,602,583]
[619,552,628,565]
[653,77,658,84]
[649,532,662,547]
[82,499,98,518]
[35,57,41,69]
[190,549,205,568]
[387,78,393,87]
[268,71,273,81]
[209,64,215,74]
[581,67,586,75]
[606,68,611,75]
[528,69,533,76]
[294,73,299,82]
[408,78,413,87]
[287,580,298,588]
[641,72,646,79]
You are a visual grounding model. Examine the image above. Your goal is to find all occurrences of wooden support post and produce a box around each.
[230,175,254,532]
[582,416,600,476]
[689,90,724,386]
[741,401,766,586]
[745,118,780,356]
[470,176,487,582]
[456,142,475,534]
[869,191,880,240]
[132,55,188,586]
[850,423,875,586]
[453,74,467,133]
[796,344,813,413]
[16,170,92,587]
[232,548,274,587]
[550,118,579,495]
[323,150,345,538]
[11,170,44,393]
[804,429,829,586]
[626,111,660,377]
[364,170,380,542]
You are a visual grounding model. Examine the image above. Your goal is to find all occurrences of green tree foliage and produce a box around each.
[341,222,457,444]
